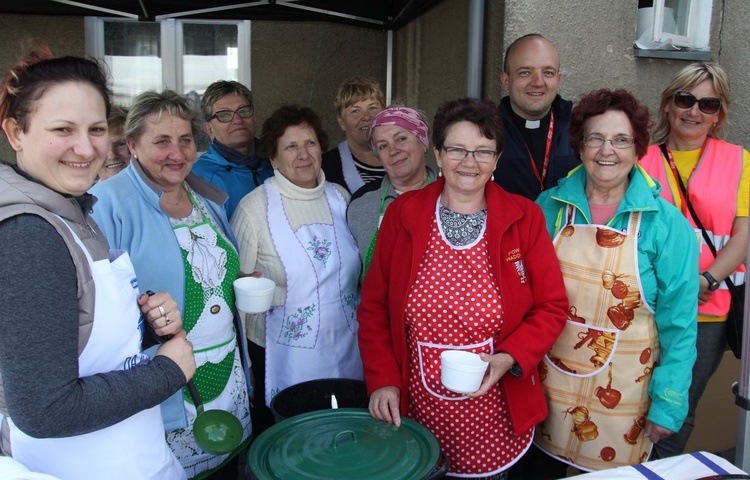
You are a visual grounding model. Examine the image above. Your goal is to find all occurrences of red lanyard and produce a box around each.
[663,137,708,216]
[525,112,555,191]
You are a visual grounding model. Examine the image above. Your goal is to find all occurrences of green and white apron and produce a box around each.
[166,193,250,478]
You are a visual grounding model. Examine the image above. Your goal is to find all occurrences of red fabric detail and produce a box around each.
[404,222,531,474]
[357,178,569,435]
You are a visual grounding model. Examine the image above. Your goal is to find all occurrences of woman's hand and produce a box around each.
[155,330,196,381]
[697,273,713,305]
[369,386,401,427]
[466,352,516,398]
[138,291,182,337]
[645,421,673,444]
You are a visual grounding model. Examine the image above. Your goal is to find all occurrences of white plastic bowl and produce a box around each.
[440,350,489,394]
[233,277,276,314]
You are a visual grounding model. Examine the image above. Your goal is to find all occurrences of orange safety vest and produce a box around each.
[639,140,745,318]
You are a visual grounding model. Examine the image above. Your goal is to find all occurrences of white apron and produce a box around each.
[6,224,185,480]
[337,141,366,193]
[264,181,363,406]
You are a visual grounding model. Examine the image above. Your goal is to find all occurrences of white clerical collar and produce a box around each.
[525,119,541,129]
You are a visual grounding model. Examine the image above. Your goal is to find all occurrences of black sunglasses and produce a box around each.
[672,91,722,115]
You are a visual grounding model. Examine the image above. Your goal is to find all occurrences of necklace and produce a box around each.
[162,185,184,206]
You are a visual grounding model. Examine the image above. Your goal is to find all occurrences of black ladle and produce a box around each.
[146,292,243,455]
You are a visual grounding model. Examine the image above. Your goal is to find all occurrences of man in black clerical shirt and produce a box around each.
[494,34,580,200]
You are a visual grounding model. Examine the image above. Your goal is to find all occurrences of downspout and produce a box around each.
[386,30,394,106]
[466,0,485,97]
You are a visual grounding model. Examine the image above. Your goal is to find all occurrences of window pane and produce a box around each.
[662,0,690,37]
[182,23,239,97]
[104,21,162,106]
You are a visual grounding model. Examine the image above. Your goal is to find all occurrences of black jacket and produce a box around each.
[493,95,580,200]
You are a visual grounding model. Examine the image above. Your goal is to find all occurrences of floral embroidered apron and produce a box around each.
[263,182,362,406]
[7,222,185,480]
[405,213,532,477]
[535,208,659,471]
[166,194,251,477]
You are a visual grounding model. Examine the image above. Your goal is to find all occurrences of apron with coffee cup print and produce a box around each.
[264,181,362,407]
[535,206,659,471]
[405,216,533,477]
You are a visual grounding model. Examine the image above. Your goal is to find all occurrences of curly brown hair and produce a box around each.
[569,89,651,160]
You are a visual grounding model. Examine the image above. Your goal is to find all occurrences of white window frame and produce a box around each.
[650,0,711,49]
[636,0,712,51]
[84,17,251,96]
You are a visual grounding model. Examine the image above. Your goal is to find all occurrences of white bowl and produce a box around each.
[233,277,276,314]
[440,350,489,394]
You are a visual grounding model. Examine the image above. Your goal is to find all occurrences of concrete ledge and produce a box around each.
[633,48,713,61]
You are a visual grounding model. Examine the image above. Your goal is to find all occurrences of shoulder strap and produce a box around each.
[660,144,739,291]
[659,144,718,258]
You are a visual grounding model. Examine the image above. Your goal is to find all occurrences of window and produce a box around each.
[634,0,712,60]
[85,18,251,107]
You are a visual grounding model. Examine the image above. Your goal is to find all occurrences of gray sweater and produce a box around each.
[346,166,436,258]
[0,163,185,440]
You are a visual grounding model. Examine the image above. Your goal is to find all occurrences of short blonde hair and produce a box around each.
[653,62,731,144]
[333,76,385,117]
[124,89,202,142]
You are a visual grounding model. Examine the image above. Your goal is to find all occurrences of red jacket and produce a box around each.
[357,178,568,435]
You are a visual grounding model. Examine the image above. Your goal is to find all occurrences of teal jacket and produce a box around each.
[536,165,698,432]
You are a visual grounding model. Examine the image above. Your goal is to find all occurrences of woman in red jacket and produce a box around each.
[357,98,568,479]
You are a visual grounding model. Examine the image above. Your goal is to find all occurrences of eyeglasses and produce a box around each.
[208,105,255,123]
[582,135,635,149]
[672,91,722,115]
[442,146,498,164]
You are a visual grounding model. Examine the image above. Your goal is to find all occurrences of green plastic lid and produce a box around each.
[248,408,441,479]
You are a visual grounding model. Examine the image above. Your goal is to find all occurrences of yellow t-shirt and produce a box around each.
[662,145,750,322]
[664,147,750,217]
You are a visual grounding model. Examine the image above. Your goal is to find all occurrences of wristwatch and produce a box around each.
[701,271,720,292]
[508,362,522,378]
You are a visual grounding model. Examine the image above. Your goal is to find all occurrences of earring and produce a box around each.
[491,174,495,182]
[438,169,442,177]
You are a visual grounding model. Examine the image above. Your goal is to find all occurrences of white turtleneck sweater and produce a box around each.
[230,169,350,346]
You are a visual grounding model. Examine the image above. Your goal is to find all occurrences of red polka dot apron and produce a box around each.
[535,207,659,471]
[405,210,532,477]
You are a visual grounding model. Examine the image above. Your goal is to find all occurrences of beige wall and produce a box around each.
[0,15,86,162]
[391,0,470,168]
[250,20,386,149]
[393,0,469,122]
[495,0,749,147]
